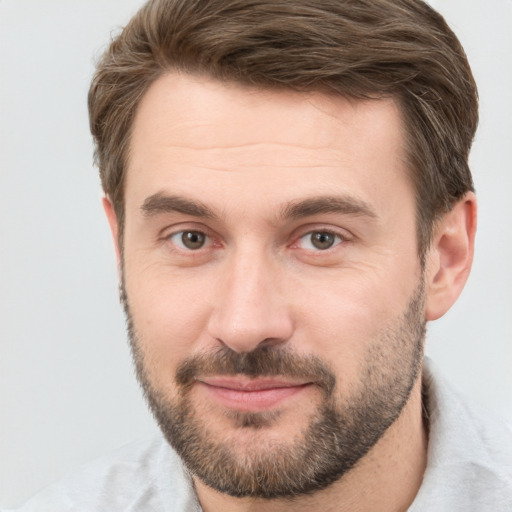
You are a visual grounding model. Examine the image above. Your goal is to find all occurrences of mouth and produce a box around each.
[196,376,314,412]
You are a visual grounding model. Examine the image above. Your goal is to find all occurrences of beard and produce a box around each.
[121,279,426,499]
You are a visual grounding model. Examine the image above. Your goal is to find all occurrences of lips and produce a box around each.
[196,376,313,412]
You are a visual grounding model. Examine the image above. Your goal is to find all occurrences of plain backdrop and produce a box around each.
[1,0,511,507]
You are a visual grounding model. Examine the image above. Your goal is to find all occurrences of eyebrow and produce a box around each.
[140,192,378,222]
[141,193,217,219]
[280,196,378,221]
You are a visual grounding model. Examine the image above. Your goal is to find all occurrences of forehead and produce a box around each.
[126,73,411,217]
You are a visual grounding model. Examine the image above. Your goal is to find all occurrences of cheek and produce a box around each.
[291,270,415,387]
[124,263,213,380]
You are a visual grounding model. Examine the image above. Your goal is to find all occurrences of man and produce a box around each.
[8,0,511,510]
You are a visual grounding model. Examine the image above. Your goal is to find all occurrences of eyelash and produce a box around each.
[162,227,348,254]
[163,229,216,252]
[295,230,345,251]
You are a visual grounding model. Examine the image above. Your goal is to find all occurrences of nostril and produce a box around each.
[259,337,286,348]
[215,335,288,354]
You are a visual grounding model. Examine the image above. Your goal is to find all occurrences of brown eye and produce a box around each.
[311,232,335,249]
[181,231,206,249]
[170,230,208,250]
[298,231,342,250]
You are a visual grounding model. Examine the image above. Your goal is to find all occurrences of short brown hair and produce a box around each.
[88,0,478,255]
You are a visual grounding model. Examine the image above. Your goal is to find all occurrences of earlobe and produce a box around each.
[425,192,477,321]
[102,196,122,268]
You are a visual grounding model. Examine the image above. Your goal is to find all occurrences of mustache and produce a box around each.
[120,281,336,397]
[175,345,336,396]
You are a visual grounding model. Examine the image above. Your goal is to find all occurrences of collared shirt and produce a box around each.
[5,359,512,511]
[409,360,512,511]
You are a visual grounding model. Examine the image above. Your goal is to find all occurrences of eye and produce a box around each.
[169,230,209,250]
[297,230,343,251]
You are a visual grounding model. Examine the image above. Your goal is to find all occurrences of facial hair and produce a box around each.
[121,279,426,499]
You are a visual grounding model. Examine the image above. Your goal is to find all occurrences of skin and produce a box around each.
[104,73,476,512]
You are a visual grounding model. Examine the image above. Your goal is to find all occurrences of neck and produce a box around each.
[194,375,428,512]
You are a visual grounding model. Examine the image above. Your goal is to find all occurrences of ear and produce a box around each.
[425,192,477,321]
[102,196,122,269]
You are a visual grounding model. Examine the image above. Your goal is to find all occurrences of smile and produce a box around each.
[196,377,313,412]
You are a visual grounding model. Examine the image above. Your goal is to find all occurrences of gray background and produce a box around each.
[1,0,511,507]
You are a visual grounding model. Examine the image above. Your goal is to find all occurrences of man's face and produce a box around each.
[117,74,426,497]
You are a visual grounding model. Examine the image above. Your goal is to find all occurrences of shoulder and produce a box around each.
[410,358,512,512]
[5,435,200,512]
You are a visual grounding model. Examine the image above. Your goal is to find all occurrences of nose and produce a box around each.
[206,250,294,353]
